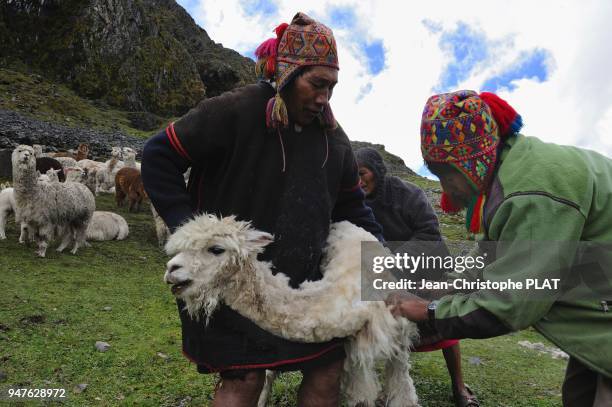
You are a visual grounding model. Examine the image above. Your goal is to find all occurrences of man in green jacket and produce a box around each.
[389,90,612,406]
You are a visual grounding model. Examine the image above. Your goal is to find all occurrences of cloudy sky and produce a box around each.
[177,0,612,177]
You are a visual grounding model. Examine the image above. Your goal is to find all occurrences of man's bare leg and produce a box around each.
[297,358,344,407]
[443,344,478,405]
[213,370,266,407]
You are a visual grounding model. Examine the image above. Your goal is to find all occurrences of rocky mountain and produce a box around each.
[0,0,255,116]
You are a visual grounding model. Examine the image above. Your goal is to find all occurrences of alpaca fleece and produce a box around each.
[115,167,146,211]
[86,211,129,241]
[12,145,95,257]
[0,186,16,240]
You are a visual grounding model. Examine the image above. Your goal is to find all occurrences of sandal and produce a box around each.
[453,384,480,407]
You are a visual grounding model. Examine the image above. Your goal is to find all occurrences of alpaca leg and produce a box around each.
[36,224,53,257]
[116,189,125,207]
[55,224,71,252]
[383,352,419,407]
[19,222,29,244]
[342,344,380,407]
[257,370,278,407]
[71,225,88,254]
[0,209,7,240]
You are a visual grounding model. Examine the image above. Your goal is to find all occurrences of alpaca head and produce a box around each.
[44,168,61,183]
[32,144,44,158]
[78,143,89,155]
[111,146,122,159]
[122,147,136,157]
[12,145,36,172]
[65,166,85,182]
[164,214,273,317]
[124,150,136,163]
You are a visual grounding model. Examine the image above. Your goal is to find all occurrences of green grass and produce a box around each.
[0,66,173,139]
[0,194,565,406]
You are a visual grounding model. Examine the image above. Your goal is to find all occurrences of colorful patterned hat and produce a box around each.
[254,12,339,129]
[421,90,500,191]
[420,90,522,233]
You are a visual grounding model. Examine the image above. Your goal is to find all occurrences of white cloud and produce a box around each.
[179,0,612,169]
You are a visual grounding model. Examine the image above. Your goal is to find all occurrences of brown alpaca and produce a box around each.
[76,143,89,161]
[115,167,147,212]
[51,151,76,159]
[51,143,89,160]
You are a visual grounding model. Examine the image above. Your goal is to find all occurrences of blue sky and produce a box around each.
[240,0,278,16]
[434,21,552,94]
[481,49,551,92]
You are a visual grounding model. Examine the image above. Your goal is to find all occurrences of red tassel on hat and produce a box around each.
[440,192,462,213]
[274,22,289,38]
[479,92,523,137]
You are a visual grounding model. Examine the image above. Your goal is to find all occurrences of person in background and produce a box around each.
[389,90,612,407]
[142,12,382,407]
[356,147,479,407]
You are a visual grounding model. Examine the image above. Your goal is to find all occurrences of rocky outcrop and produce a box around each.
[0,109,147,179]
[0,0,255,116]
[350,140,418,179]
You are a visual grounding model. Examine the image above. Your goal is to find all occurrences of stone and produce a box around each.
[95,341,111,352]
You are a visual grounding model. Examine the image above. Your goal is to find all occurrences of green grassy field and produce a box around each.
[0,193,566,406]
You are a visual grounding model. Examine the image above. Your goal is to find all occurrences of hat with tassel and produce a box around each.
[254,12,339,129]
[420,90,523,233]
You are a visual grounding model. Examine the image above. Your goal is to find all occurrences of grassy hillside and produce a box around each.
[0,192,566,406]
[0,66,171,139]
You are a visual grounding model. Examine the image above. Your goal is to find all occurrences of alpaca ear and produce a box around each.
[244,230,274,251]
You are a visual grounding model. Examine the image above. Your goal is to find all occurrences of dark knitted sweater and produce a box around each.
[142,82,382,371]
[355,147,441,242]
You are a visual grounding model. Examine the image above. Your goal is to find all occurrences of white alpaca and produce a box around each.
[11,145,95,257]
[95,156,124,195]
[86,211,129,241]
[64,166,86,183]
[54,156,78,169]
[0,186,16,240]
[32,144,46,158]
[77,159,105,193]
[0,186,29,243]
[123,150,141,171]
[38,168,61,183]
[164,214,420,407]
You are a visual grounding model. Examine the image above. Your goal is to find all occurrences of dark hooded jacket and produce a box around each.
[142,82,382,372]
[355,147,442,242]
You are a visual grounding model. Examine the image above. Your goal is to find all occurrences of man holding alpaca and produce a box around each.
[142,12,382,407]
[390,90,612,406]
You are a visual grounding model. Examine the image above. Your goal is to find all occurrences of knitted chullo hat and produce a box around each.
[420,90,522,233]
[254,12,339,130]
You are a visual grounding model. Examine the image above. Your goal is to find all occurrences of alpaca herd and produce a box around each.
[1,144,163,256]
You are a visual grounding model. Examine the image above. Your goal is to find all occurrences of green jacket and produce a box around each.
[434,134,612,378]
